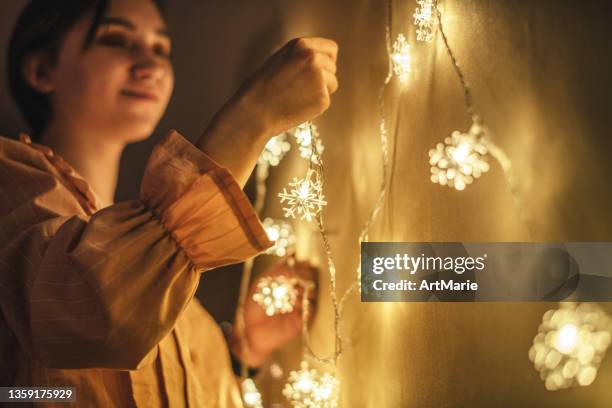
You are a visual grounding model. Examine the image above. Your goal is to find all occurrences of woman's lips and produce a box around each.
[120,89,159,101]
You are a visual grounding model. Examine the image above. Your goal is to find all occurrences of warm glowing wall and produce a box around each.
[1,1,611,407]
[253,1,612,407]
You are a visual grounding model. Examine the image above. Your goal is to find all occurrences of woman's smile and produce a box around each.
[120,88,159,102]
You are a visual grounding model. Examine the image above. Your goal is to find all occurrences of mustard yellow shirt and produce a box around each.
[0,131,273,407]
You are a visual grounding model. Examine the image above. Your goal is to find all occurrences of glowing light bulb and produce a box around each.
[298,181,311,198]
[391,34,412,84]
[267,228,279,242]
[278,170,327,222]
[263,218,296,257]
[414,0,438,42]
[451,142,470,163]
[555,324,578,354]
[283,361,339,408]
[295,372,314,393]
[428,122,490,190]
[241,378,263,408]
[529,303,612,391]
[259,133,291,167]
[252,276,298,316]
[293,122,324,163]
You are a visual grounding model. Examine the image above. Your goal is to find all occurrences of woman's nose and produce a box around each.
[130,52,166,83]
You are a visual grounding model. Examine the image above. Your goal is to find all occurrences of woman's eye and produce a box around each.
[97,33,132,50]
[153,43,171,59]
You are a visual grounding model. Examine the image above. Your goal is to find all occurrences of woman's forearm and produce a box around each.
[195,92,270,188]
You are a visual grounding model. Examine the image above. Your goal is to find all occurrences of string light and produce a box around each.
[252,275,299,317]
[241,378,264,408]
[293,122,324,163]
[263,217,297,257]
[282,2,395,405]
[243,1,529,406]
[529,303,612,391]
[390,34,412,84]
[428,121,490,190]
[413,0,438,42]
[237,123,295,405]
[278,169,327,222]
[259,133,292,167]
[283,361,339,408]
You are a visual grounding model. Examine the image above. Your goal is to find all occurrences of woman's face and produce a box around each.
[49,0,174,143]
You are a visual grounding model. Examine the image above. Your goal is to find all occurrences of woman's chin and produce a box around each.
[108,98,168,142]
[109,117,159,144]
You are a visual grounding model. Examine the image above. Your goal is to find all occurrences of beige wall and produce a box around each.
[1,1,611,407]
[255,1,612,407]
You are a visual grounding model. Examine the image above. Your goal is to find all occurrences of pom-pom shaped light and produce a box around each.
[293,122,324,163]
[391,34,412,84]
[283,361,339,408]
[263,217,296,257]
[428,122,490,190]
[252,275,298,317]
[529,303,612,391]
[259,133,291,167]
[414,0,438,42]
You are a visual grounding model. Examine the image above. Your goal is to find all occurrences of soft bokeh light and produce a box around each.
[529,303,612,391]
[293,122,324,163]
[414,0,438,42]
[391,34,412,84]
[241,378,263,408]
[283,361,339,408]
[429,122,490,190]
[252,275,298,317]
[259,133,291,167]
[263,218,296,257]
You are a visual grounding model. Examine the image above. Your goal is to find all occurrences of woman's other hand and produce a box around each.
[230,256,318,367]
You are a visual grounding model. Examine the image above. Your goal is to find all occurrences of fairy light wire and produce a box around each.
[304,125,343,365]
[434,2,536,240]
[339,0,393,316]
[300,0,395,367]
[435,3,475,119]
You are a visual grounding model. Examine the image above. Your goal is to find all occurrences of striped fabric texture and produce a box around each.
[0,130,273,407]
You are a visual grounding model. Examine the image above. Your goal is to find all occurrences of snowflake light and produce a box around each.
[283,361,339,408]
[414,0,438,42]
[391,34,412,84]
[263,217,296,257]
[529,303,612,391]
[259,133,291,167]
[428,122,490,190]
[293,122,324,163]
[252,275,298,316]
[278,170,327,222]
[241,378,263,408]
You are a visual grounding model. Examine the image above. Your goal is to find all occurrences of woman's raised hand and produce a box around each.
[196,37,339,187]
[239,37,339,136]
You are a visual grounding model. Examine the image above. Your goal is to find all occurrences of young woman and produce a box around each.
[0,0,338,406]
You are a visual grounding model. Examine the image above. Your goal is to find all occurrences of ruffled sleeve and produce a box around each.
[0,131,273,370]
[140,130,272,270]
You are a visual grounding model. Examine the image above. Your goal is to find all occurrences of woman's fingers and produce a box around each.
[323,69,339,95]
[292,37,338,63]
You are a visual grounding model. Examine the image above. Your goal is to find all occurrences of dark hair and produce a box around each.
[7,0,166,141]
